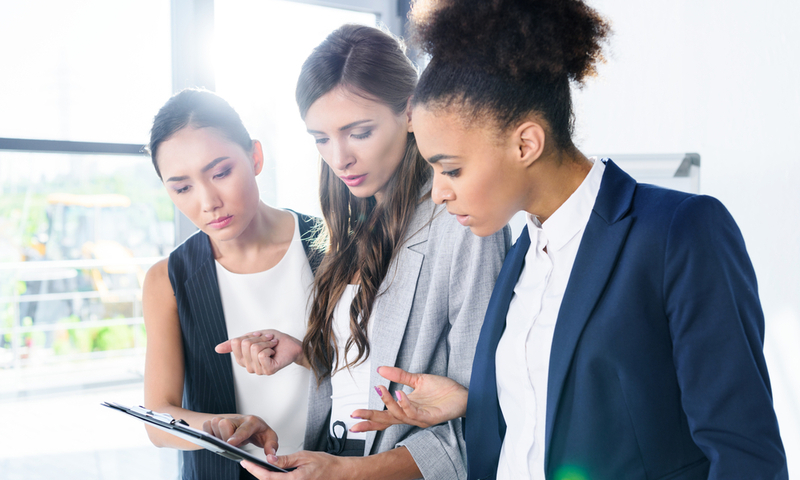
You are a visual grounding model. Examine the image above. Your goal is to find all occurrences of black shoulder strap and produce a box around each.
[288,209,323,274]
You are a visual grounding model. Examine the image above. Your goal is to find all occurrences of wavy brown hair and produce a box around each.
[296,24,430,381]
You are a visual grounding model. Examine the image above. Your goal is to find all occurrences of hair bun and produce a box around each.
[411,0,610,84]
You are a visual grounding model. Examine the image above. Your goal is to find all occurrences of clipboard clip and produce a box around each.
[102,402,190,427]
[131,405,181,425]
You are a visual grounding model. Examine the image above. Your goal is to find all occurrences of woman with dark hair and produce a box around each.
[206,24,509,480]
[142,88,320,480]
[351,1,789,479]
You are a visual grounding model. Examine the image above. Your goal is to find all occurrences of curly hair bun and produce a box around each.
[411,0,610,84]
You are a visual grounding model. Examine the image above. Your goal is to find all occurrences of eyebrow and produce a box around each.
[427,154,459,164]
[307,119,372,135]
[166,156,229,182]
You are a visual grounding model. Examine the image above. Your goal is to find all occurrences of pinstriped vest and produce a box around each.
[167,211,320,480]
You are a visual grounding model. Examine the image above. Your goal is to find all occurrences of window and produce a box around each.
[214,0,378,215]
[0,1,398,479]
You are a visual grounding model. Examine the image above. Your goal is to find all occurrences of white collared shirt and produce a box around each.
[495,158,605,480]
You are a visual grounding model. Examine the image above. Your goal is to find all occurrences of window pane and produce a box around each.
[0,150,175,478]
[0,0,171,143]
[214,0,378,216]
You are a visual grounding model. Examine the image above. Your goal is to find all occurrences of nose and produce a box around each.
[431,176,454,205]
[327,140,355,172]
[200,184,222,212]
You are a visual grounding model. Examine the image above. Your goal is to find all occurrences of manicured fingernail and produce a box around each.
[350,414,362,419]
[395,391,402,402]
[375,386,382,396]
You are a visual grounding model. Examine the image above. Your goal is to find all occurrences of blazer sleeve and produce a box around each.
[397,222,511,480]
[664,195,788,479]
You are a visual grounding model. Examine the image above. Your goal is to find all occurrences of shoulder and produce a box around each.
[143,257,175,305]
[144,258,170,290]
[426,200,510,247]
[628,187,739,238]
[421,200,510,272]
[167,229,212,279]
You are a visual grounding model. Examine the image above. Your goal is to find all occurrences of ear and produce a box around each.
[251,140,264,175]
[514,121,546,168]
[405,97,414,133]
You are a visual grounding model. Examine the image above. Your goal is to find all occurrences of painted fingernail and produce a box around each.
[350,414,362,419]
[395,391,402,402]
[375,386,382,396]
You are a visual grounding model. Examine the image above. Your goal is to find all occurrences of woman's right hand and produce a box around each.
[349,366,469,432]
[216,329,307,375]
[203,415,279,456]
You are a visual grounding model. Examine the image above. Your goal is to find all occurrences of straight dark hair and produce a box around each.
[146,88,253,179]
[296,24,430,381]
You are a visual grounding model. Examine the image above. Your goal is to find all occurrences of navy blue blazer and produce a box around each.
[167,211,319,480]
[465,160,787,480]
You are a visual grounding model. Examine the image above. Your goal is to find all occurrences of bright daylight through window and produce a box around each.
[0,1,377,479]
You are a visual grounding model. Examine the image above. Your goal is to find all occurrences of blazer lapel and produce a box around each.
[364,198,432,453]
[544,160,636,467]
[466,226,530,480]
[184,234,236,410]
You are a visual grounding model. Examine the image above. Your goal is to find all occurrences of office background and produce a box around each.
[0,0,797,478]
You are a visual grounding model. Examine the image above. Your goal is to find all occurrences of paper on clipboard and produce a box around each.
[101,401,290,473]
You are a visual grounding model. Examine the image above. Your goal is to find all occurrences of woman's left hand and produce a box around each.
[349,366,468,432]
[241,451,347,480]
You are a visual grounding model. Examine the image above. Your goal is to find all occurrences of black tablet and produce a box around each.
[101,401,290,473]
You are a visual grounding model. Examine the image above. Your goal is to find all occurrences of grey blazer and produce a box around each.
[304,194,511,479]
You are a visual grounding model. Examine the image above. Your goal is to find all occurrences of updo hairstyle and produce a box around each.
[410,0,611,149]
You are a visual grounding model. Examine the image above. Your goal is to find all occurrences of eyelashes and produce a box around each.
[313,130,373,145]
[213,168,232,179]
[173,167,233,194]
[351,130,372,140]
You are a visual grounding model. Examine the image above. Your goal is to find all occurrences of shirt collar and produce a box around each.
[526,157,605,253]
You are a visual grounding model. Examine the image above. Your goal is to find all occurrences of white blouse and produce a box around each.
[215,211,314,458]
[496,159,605,480]
[328,284,372,441]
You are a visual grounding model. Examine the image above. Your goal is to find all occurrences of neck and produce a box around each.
[210,201,272,259]
[523,148,593,223]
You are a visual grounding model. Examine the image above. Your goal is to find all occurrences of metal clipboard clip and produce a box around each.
[102,402,189,427]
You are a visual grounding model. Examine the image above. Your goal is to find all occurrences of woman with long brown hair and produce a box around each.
[206,24,509,480]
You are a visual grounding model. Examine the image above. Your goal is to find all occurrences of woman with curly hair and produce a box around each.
[204,24,509,480]
[352,1,789,479]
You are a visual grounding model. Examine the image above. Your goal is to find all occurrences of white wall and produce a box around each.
[575,0,800,471]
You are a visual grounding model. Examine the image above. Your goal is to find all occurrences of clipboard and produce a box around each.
[101,401,290,473]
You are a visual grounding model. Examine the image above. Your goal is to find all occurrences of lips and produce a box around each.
[207,215,233,229]
[340,174,367,187]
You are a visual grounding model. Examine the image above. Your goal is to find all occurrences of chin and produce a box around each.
[468,219,508,238]
[346,186,378,199]
[468,224,492,237]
